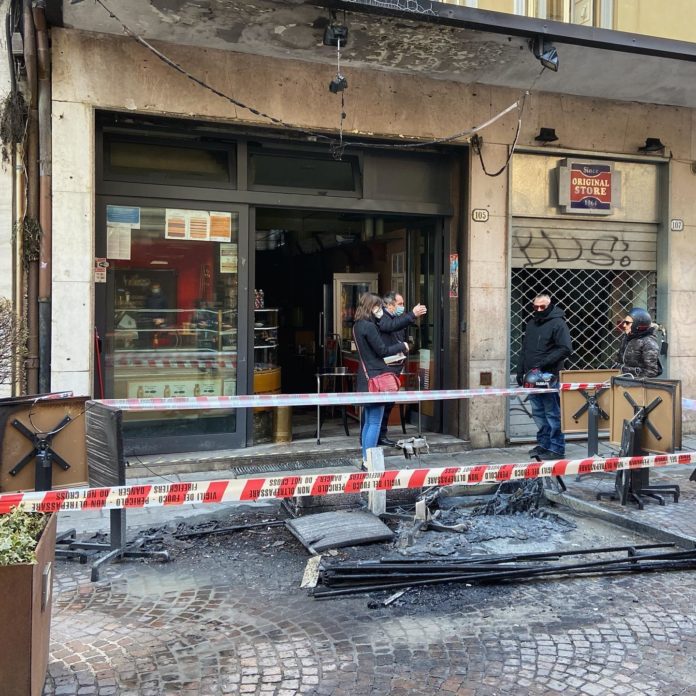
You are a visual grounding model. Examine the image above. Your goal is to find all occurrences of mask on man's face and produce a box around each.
[373,307,384,319]
[395,306,405,316]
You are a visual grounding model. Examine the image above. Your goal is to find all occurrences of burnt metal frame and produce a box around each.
[597,392,680,510]
[54,402,170,581]
[8,416,72,491]
[55,511,170,582]
[571,386,610,457]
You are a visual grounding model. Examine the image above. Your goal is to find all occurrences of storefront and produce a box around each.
[94,113,459,454]
[507,152,664,440]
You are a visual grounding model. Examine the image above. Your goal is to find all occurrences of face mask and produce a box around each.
[395,306,405,316]
[373,307,384,319]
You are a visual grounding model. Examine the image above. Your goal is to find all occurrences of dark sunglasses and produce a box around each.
[532,303,549,310]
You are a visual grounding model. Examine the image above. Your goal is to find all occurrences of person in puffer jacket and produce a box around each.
[615,307,661,379]
[515,293,573,460]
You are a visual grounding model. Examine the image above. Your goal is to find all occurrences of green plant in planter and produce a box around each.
[0,508,49,566]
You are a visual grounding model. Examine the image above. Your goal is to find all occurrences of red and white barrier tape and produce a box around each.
[3,450,695,514]
[97,383,609,411]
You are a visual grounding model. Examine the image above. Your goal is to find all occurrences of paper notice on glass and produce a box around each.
[220,243,238,274]
[106,205,140,228]
[165,209,188,239]
[106,224,132,259]
[188,211,210,241]
[210,211,233,242]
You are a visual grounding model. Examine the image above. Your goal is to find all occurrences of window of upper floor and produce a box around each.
[443,0,696,42]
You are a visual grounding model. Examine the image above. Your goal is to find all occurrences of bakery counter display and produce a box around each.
[114,307,237,353]
[110,349,238,399]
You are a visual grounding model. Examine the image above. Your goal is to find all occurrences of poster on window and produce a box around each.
[106,224,132,259]
[210,212,233,242]
[165,209,188,239]
[220,243,238,274]
[449,253,459,298]
[164,209,210,240]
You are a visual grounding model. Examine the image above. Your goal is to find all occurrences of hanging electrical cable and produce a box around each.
[328,37,348,160]
[472,66,546,177]
[91,0,536,166]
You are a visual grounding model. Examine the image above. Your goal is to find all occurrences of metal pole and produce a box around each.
[33,1,52,394]
[587,397,599,456]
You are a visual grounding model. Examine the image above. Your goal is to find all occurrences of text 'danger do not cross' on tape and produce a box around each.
[1,451,695,515]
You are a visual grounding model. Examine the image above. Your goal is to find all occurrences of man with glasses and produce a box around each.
[515,292,573,461]
[375,291,427,446]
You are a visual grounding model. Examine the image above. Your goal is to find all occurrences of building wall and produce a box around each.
[611,0,696,42]
[0,0,15,397]
[467,0,696,42]
[51,28,696,440]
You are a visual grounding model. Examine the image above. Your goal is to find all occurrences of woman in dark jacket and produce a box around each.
[615,307,661,379]
[353,293,410,462]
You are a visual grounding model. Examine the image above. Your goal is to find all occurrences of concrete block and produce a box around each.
[667,292,696,357]
[50,369,92,397]
[665,225,696,292]
[466,287,509,361]
[52,191,94,282]
[365,447,386,517]
[52,101,95,194]
[51,280,93,375]
[469,216,507,263]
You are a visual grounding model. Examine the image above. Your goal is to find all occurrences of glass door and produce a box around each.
[408,223,443,432]
[332,273,379,352]
[96,197,250,455]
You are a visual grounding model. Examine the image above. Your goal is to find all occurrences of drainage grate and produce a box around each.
[232,457,356,477]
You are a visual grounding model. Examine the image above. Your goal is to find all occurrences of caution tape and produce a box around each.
[3,450,695,514]
[97,383,609,411]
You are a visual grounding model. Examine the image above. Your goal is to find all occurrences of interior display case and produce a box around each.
[333,273,378,351]
[253,308,281,443]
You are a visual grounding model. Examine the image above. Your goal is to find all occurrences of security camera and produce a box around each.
[323,24,348,47]
[329,75,348,94]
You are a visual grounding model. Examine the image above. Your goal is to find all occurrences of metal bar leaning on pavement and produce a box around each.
[2,450,695,515]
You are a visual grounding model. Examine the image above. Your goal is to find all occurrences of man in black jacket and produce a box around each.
[376,292,427,445]
[515,293,573,460]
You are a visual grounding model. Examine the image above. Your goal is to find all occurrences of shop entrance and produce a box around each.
[251,207,443,445]
[94,113,456,455]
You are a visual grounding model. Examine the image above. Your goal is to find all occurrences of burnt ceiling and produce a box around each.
[60,0,696,108]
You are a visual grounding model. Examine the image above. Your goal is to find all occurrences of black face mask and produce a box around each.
[533,304,554,321]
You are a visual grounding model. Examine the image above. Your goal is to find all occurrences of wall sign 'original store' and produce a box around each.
[558,160,620,215]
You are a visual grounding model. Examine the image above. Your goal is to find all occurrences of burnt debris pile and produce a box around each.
[472,479,545,516]
[312,543,696,598]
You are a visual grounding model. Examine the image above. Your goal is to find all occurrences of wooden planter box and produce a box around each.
[0,513,57,696]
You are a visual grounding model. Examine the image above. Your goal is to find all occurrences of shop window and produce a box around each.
[104,138,233,185]
[248,149,359,194]
[105,205,240,440]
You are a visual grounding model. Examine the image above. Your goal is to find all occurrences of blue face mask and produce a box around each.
[395,306,405,316]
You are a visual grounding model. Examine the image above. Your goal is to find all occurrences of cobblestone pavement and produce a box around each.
[44,501,696,696]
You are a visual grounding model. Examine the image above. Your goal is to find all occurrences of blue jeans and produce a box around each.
[529,392,565,455]
[361,404,386,461]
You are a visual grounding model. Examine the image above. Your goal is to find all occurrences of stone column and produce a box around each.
[51,100,95,396]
